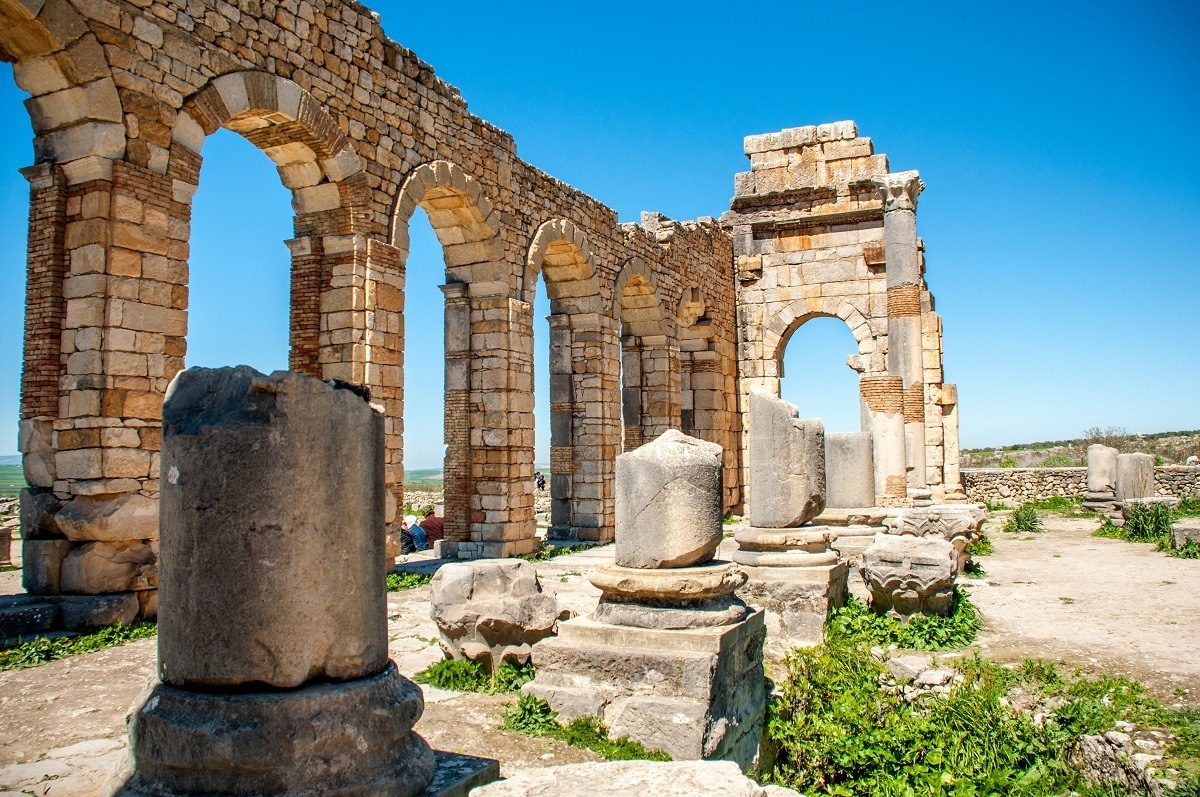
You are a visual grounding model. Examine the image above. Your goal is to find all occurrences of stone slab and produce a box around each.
[748,390,825,528]
[736,562,847,655]
[468,760,799,796]
[826,431,875,508]
[420,751,499,797]
[588,562,744,601]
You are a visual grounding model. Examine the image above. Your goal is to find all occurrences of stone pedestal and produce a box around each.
[732,526,847,651]
[525,611,766,769]
[1083,444,1119,515]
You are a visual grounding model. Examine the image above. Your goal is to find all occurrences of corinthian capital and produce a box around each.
[871,170,925,212]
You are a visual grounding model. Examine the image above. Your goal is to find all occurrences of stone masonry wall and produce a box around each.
[963,466,1200,503]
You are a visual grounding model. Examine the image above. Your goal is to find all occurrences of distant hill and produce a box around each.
[963,429,1199,468]
[0,455,20,466]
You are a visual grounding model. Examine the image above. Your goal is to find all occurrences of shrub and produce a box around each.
[1176,493,1200,518]
[1123,501,1175,542]
[826,594,980,651]
[966,533,994,557]
[1025,495,1090,517]
[502,695,671,761]
[998,457,1018,468]
[1003,503,1044,534]
[0,622,157,671]
[387,571,433,591]
[414,658,534,694]
[962,559,987,579]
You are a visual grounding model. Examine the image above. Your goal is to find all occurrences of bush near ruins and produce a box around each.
[826,594,981,651]
[0,622,156,671]
[1004,504,1044,534]
[1095,502,1200,560]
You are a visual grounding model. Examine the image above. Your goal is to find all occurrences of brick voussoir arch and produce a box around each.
[524,218,601,314]
[765,298,876,366]
[612,256,674,339]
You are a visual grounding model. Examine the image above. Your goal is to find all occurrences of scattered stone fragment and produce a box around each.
[861,533,955,619]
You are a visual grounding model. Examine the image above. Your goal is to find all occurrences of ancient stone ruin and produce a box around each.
[524,430,765,767]
[733,390,847,650]
[112,366,495,796]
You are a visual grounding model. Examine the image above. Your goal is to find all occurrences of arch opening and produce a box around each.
[779,314,864,433]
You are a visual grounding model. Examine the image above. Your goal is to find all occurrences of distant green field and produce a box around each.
[0,465,23,498]
[403,464,551,490]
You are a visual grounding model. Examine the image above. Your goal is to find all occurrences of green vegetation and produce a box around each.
[1094,502,1200,560]
[985,500,1012,512]
[962,560,987,579]
[1041,453,1082,467]
[502,695,671,761]
[1022,495,1093,518]
[966,533,994,557]
[1177,494,1200,518]
[0,622,157,671]
[414,657,534,694]
[1003,504,1044,534]
[386,571,433,591]
[826,594,981,651]
[0,464,23,497]
[763,643,1200,796]
[519,541,591,562]
[998,458,1018,468]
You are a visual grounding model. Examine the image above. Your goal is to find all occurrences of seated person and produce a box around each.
[419,505,445,546]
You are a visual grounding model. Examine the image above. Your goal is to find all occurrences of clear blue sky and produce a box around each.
[1,0,1197,466]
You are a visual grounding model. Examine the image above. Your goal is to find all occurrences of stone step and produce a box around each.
[0,594,61,642]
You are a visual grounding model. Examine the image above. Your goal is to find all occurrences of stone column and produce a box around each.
[547,313,574,535]
[620,335,643,451]
[1083,444,1119,515]
[860,374,908,506]
[872,171,927,498]
[440,283,471,555]
[116,367,439,796]
[939,384,967,501]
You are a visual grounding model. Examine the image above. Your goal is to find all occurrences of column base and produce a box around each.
[524,612,766,770]
[735,562,848,655]
[110,662,446,797]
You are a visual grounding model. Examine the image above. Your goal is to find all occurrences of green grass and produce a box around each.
[763,642,1200,796]
[826,593,981,651]
[1176,494,1200,518]
[1093,501,1200,559]
[386,571,433,591]
[0,464,23,498]
[1023,495,1093,518]
[962,559,988,579]
[414,657,534,693]
[1003,504,1044,534]
[518,541,591,562]
[0,622,157,671]
[502,695,671,761]
[966,533,994,557]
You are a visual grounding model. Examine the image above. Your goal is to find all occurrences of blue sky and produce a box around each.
[1,0,1197,466]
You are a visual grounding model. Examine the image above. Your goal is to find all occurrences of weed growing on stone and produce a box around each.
[826,594,980,651]
[0,564,19,573]
[518,541,591,562]
[386,572,433,591]
[0,622,156,671]
[985,500,1011,512]
[1004,504,1044,534]
[966,533,994,557]
[501,695,671,761]
[764,643,1200,796]
[414,658,534,694]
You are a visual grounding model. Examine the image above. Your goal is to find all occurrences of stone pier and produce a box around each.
[110,367,495,797]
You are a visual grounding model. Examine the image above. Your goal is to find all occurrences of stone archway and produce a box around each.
[613,257,678,451]
[523,218,604,540]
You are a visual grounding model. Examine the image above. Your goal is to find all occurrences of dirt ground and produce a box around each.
[1,512,1197,794]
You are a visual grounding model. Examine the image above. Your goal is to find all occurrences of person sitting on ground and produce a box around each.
[406,513,427,551]
[419,505,444,546]
[399,516,416,555]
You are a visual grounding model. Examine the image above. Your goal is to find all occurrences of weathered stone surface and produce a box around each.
[1172,518,1200,549]
[19,487,62,538]
[889,506,985,573]
[430,559,561,673]
[736,562,848,654]
[50,593,139,631]
[0,595,61,640]
[18,418,55,488]
[59,541,155,595]
[158,366,388,689]
[469,760,800,797]
[1086,444,1119,494]
[524,612,766,769]
[55,492,157,542]
[588,562,745,602]
[615,430,724,569]
[748,390,825,528]
[826,431,875,508]
[112,662,436,797]
[21,538,73,595]
[861,533,955,619]
[592,595,748,630]
[1116,453,1155,503]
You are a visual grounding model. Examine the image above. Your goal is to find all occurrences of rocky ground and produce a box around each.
[0,513,1197,795]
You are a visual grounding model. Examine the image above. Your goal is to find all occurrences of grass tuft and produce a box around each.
[966,532,994,557]
[826,593,980,651]
[1003,503,1044,534]
[387,571,433,591]
[502,695,671,761]
[0,622,157,671]
[414,657,534,694]
[518,541,591,562]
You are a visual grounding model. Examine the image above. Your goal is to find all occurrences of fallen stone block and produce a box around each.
[861,533,955,619]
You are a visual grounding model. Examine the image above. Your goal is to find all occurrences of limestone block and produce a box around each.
[1086,444,1118,494]
[55,492,157,542]
[1172,519,1200,549]
[19,487,62,538]
[18,418,55,488]
[861,533,955,619]
[736,562,848,654]
[430,560,561,673]
[59,541,155,595]
[825,431,875,508]
[748,390,825,528]
[1115,454,1154,502]
[158,366,388,689]
[889,506,985,573]
[21,538,73,595]
[50,593,139,630]
[470,760,799,797]
[113,662,435,797]
[615,430,723,569]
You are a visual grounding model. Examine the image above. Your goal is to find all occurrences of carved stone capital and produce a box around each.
[871,170,924,212]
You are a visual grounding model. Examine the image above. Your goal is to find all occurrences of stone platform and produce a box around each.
[524,611,766,769]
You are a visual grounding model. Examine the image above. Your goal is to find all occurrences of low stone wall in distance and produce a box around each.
[962,466,1200,503]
